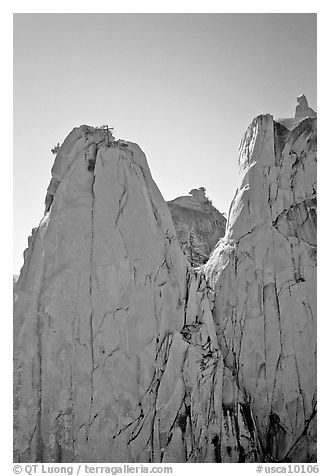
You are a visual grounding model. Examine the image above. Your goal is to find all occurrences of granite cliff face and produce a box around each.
[205,111,317,462]
[167,189,226,266]
[14,99,316,463]
[14,126,186,462]
[14,126,255,463]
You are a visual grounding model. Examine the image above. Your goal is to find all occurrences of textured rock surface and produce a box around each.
[205,112,317,462]
[14,126,256,463]
[295,94,317,120]
[167,188,226,266]
[14,99,316,463]
[14,126,184,462]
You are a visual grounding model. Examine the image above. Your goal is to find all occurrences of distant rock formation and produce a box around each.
[14,97,316,463]
[167,188,226,266]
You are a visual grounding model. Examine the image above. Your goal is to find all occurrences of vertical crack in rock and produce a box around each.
[14,100,316,463]
[205,107,316,462]
[87,144,97,440]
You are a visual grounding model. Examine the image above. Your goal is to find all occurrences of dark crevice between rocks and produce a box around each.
[222,403,246,462]
[87,157,96,172]
[211,434,222,462]
[265,412,287,462]
[241,403,256,437]
[274,121,290,165]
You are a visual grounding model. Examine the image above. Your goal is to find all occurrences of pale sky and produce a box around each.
[13,13,316,274]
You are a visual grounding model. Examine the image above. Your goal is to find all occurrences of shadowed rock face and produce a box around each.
[205,113,317,462]
[14,101,316,463]
[167,189,226,266]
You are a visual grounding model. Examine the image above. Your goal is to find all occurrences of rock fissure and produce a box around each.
[14,100,316,463]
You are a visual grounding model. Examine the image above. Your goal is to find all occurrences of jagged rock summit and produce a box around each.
[205,99,317,462]
[14,97,316,463]
[295,94,317,119]
[167,188,226,266]
[277,95,317,131]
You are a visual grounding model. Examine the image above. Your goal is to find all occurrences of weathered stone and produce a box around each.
[295,94,317,119]
[205,112,317,462]
[14,97,316,463]
[167,188,226,266]
[14,126,256,463]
